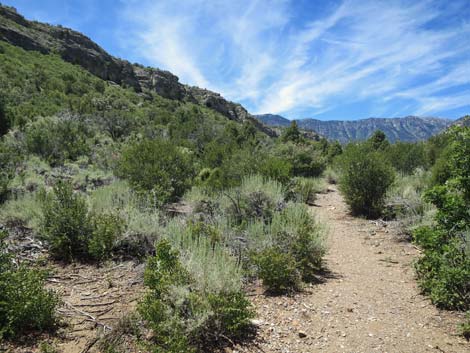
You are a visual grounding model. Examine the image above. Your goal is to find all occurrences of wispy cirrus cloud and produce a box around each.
[119,0,470,119]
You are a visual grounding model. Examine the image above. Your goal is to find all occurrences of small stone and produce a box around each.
[298,331,307,338]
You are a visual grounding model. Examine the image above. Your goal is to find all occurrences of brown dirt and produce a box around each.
[232,186,469,353]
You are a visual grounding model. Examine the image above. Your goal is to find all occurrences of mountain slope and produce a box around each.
[0,4,274,136]
[256,115,452,143]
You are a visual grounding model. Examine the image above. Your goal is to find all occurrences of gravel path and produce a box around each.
[235,187,469,353]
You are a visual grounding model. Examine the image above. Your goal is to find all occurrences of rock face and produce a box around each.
[0,4,276,134]
[256,114,452,143]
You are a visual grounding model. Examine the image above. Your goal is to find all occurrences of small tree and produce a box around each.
[41,181,92,261]
[282,121,302,143]
[338,144,395,218]
[368,130,389,150]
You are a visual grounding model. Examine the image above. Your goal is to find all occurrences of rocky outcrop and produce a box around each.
[0,4,275,133]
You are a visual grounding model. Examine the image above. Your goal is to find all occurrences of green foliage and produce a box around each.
[281,121,302,143]
[221,175,284,226]
[368,130,389,150]
[24,115,91,165]
[117,139,195,204]
[274,142,326,178]
[385,142,428,174]
[338,144,395,218]
[139,239,253,351]
[0,93,9,135]
[0,231,59,339]
[88,213,125,261]
[258,156,293,185]
[384,169,435,229]
[253,247,301,293]
[0,140,21,202]
[41,181,92,261]
[413,126,470,311]
[286,177,327,205]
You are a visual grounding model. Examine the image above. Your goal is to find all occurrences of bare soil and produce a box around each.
[231,187,469,353]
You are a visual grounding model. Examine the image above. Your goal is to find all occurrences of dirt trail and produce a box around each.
[238,187,469,353]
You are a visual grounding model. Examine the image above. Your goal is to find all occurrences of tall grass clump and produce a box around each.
[139,219,253,352]
[286,177,327,205]
[219,175,284,225]
[385,169,435,230]
[248,203,326,293]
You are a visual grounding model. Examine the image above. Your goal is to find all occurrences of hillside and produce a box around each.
[0,4,274,136]
[256,114,452,143]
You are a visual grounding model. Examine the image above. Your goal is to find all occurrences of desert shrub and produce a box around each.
[275,142,326,178]
[41,181,92,261]
[271,203,326,280]
[413,126,470,310]
[139,239,253,352]
[24,115,91,165]
[248,203,325,292]
[384,169,435,229]
[258,156,292,185]
[414,228,470,310]
[253,247,301,293]
[338,144,395,218]
[0,231,59,339]
[88,213,125,261]
[286,177,327,205]
[385,142,428,174]
[117,139,195,204]
[221,175,284,225]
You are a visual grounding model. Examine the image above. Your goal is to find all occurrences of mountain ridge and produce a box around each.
[256,114,453,143]
[0,4,275,136]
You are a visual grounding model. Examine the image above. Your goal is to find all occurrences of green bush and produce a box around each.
[271,204,325,280]
[286,177,326,205]
[0,141,21,202]
[413,126,470,311]
[338,144,395,218]
[88,213,125,261]
[385,142,428,174]
[41,181,92,261]
[24,115,91,165]
[253,247,301,293]
[117,139,195,204]
[0,231,59,339]
[259,156,292,185]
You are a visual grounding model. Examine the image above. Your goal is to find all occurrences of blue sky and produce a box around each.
[3,0,470,120]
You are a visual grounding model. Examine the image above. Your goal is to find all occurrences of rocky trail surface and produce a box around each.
[233,187,469,353]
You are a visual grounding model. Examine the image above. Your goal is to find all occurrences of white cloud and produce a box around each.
[119,0,470,117]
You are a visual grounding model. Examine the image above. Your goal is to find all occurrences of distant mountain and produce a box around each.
[255,114,291,127]
[256,115,452,143]
[452,115,470,127]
